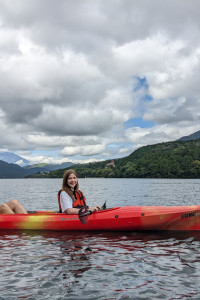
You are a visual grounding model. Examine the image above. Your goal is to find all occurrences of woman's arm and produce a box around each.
[66,206,101,214]
[65,207,80,214]
[88,206,101,212]
[60,191,74,213]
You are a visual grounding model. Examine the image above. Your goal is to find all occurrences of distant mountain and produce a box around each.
[0,159,74,178]
[23,162,74,173]
[0,160,29,178]
[0,152,29,166]
[177,130,200,141]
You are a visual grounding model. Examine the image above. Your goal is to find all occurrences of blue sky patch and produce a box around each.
[124,117,155,129]
[134,76,148,91]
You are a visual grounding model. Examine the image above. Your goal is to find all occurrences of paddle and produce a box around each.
[78,206,92,224]
[79,201,107,224]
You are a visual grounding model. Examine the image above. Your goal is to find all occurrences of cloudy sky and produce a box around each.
[0,0,200,165]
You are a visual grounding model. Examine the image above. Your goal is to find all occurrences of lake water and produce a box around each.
[0,178,200,299]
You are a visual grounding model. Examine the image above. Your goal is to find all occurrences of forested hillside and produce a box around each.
[28,139,200,179]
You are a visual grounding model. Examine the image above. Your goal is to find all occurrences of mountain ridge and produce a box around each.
[176,130,200,141]
[0,152,29,166]
[0,160,74,178]
[0,160,29,178]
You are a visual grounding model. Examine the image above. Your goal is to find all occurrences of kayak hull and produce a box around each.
[1,206,200,231]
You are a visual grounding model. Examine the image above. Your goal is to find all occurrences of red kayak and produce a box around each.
[1,206,200,231]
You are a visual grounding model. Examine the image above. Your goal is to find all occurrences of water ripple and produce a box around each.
[1,231,200,299]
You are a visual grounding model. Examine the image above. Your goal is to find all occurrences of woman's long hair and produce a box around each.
[62,169,79,199]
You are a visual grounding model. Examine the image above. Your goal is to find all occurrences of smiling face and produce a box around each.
[67,172,78,190]
[62,169,79,192]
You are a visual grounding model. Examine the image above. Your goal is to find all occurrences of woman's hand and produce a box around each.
[89,206,101,212]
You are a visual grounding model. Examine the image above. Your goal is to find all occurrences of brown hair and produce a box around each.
[62,169,79,199]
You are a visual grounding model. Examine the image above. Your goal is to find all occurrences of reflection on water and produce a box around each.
[1,230,200,299]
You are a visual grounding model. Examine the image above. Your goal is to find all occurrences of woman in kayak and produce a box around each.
[59,169,101,214]
[0,199,28,214]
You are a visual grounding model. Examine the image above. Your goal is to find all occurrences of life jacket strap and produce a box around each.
[58,189,62,213]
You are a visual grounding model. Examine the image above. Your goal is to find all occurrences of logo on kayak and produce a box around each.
[181,212,195,218]
[61,217,78,221]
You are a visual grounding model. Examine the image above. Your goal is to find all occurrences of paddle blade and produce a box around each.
[78,207,92,224]
[101,201,107,210]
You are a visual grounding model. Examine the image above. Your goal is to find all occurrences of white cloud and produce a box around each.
[125,122,200,150]
[0,0,199,163]
[119,148,131,154]
[15,159,24,166]
[22,153,105,165]
[61,144,106,157]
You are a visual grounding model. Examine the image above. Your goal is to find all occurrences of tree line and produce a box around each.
[28,139,200,179]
